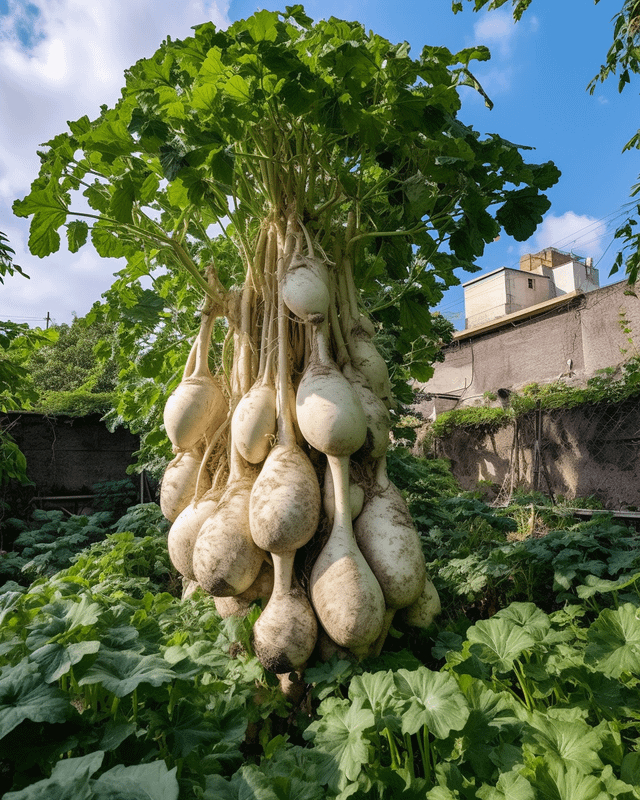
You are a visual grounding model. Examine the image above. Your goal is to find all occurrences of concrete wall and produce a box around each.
[420,280,640,406]
[2,412,139,496]
[465,270,508,327]
[504,269,553,314]
[429,400,640,509]
[552,260,600,295]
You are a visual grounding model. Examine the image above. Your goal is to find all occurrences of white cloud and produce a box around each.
[0,0,231,325]
[524,211,606,262]
[465,9,539,99]
[473,10,518,58]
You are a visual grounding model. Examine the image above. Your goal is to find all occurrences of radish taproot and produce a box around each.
[231,381,277,464]
[353,470,426,611]
[400,575,441,629]
[164,311,227,450]
[296,322,367,457]
[160,449,211,523]
[192,477,265,596]
[167,489,222,580]
[310,454,385,655]
[249,443,320,553]
[281,251,331,324]
[251,550,317,672]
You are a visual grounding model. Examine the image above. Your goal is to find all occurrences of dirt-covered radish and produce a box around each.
[167,489,221,580]
[192,476,265,596]
[160,448,212,523]
[164,311,227,451]
[353,455,426,611]
[296,322,367,457]
[343,363,391,460]
[400,575,440,629]
[249,443,320,553]
[252,550,317,672]
[214,560,274,618]
[310,454,385,655]
[348,328,393,408]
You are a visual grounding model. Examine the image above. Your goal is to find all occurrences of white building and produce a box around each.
[464,248,600,329]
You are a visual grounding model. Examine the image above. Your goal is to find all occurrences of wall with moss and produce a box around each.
[430,400,640,509]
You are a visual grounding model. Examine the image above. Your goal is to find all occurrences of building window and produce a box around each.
[527,278,535,289]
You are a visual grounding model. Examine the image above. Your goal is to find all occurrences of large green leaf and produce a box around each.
[585,603,640,678]
[0,659,71,739]
[522,710,604,773]
[477,770,535,800]
[78,649,176,697]
[529,761,609,800]
[393,667,470,738]
[348,670,404,734]
[466,616,537,673]
[94,761,179,800]
[302,696,375,791]
[492,602,550,642]
[495,187,552,241]
[29,639,101,683]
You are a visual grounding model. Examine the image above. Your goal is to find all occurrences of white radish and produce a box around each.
[192,477,265,596]
[296,322,367,457]
[214,560,274,618]
[343,363,391,459]
[310,454,385,656]
[400,575,441,629]
[167,489,221,581]
[164,312,227,450]
[160,449,212,523]
[281,251,331,324]
[231,382,277,464]
[249,443,320,553]
[354,455,426,611]
[348,329,392,408]
[252,550,318,672]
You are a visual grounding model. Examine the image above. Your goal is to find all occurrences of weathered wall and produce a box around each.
[2,412,139,495]
[421,280,640,406]
[429,400,640,509]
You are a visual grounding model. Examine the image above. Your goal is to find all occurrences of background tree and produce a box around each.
[25,313,119,394]
[454,0,640,283]
[0,231,54,486]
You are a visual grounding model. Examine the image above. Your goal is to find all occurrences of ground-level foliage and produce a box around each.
[1,452,639,798]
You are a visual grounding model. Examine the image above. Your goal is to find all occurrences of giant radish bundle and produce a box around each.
[158,200,440,675]
[18,7,558,687]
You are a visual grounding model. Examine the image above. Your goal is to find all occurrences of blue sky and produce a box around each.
[0,0,637,327]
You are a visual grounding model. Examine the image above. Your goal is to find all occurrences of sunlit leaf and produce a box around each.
[585,603,640,678]
[393,667,469,738]
[467,616,537,672]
